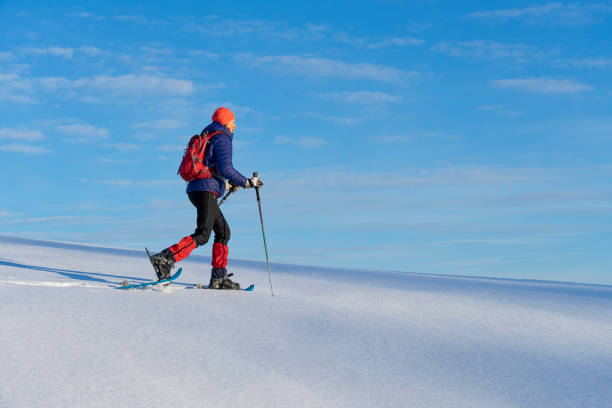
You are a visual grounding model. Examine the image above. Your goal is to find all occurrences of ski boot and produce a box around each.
[150,249,175,280]
[209,267,240,290]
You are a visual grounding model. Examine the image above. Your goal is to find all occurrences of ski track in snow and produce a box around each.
[1,236,612,408]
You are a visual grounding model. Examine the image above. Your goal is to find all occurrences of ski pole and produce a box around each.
[218,183,240,207]
[253,172,274,296]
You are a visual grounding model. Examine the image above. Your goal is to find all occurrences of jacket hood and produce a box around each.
[203,121,233,140]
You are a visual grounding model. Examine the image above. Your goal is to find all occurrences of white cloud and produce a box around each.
[0,73,36,103]
[97,158,133,163]
[368,37,425,49]
[77,74,194,95]
[2,72,195,103]
[236,53,417,84]
[405,22,433,33]
[317,91,402,103]
[466,3,612,24]
[27,74,194,97]
[102,143,140,151]
[133,118,185,130]
[79,178,176,186]
[2,215,109,225]
[370,131,459,143]
[369,135,413,143]
[0,52,13,61]
[478,104,522,117]
[78,46,107,57]
[24,47,74,58]
[66,11,103,19]
[433,40,549,62]
[57,124,109,138]
[554,57,612,68]
[0,128,44,141]
[281,165,610,192]
[275,136,326,148]
[0,93,35,103]
[0,143,52,154]
[188,50,220,59]
[21,46,108,59]
[184,16,329,41]
[157,144,183,152]
[0,209,17,217]
[491,77,594,94]
[285,112,363,126]
[468,3,568,18]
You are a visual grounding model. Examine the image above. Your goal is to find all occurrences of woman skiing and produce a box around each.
[150,107,263,289]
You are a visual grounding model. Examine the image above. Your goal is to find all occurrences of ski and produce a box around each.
[193,283,254,292]
[117,268,183,290]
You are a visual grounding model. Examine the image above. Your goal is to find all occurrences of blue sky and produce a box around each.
[1,1,611,284]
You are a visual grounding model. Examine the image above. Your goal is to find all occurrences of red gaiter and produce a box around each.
[168,236,197,262]
[212,242,229,268]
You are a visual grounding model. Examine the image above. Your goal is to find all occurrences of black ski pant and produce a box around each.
[188,191,230,247]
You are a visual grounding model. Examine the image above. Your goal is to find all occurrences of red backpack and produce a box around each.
[177,131,221,182]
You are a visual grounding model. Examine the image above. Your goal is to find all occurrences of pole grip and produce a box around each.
[253,171,261,201]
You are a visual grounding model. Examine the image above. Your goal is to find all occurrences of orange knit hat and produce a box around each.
[212,107,235,126]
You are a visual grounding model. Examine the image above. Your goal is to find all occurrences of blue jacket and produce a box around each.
[186,122,248,197]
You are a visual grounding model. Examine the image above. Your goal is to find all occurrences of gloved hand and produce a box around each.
[245,175,263,188]
[225,180,242,192]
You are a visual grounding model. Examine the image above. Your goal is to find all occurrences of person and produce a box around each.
[150,107,263,289]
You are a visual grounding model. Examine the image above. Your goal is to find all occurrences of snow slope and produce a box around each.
[1,236,611,408]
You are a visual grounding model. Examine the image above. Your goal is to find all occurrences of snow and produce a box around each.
[1,236,611,408]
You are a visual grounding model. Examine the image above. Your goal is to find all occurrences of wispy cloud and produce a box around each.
[275,136,326,148]
[431,232,591,246]
[553,57,612,68]
[20,46,109,59]
[0,128,44,141]
[66,11,104,20]
[96,158,133,164]
[235,53,417,84]
[285,112,364,126]
[0,73,36,103]
[101,143,140,151]
[78,46,108,57]
[316,91,402,103]
[79,178,176,186]
[433,40,552,63]
[10,73,194,99]
[184,15,420,51]
[183,16,329,41]
[0,128,47,154]
[369,131,460,143]
[66,10,169,26]
[133,118,185,130]
[23,46,74,58]
[188,50,220,60]
[157,144,183,153]
[478,104,522,117]
[368,37,425,49]
[72,74,194,96]
[57,123,109,139]
[1,215,109,225]
[0,209,18,217]
[491,77,594,94]
[0,143,52,154]
[369,135,413,143]
[405,22,433,33]
[466,2,612,25]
